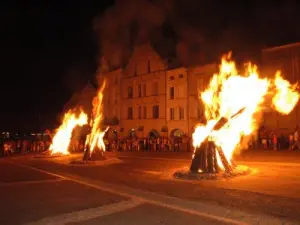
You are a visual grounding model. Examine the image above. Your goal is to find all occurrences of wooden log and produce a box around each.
[207,141,214,173]
[82,146,91,161]
[213,144,219,173]
[215,146,232,173]
[190,140,208,173]
[190,108,246,174]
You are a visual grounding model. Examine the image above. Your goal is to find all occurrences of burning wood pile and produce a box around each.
[83,81,109,161]
[41,81,109,161]
[190,108,245,174]
[180,52,299,179]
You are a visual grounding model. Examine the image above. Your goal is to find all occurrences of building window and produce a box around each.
[128,86,133,98]
[179,74,184,78]
[143,83,146,96]
[170,108,175,120]
[138,84,142,97]
[169,76,175,80]
[152,105,159,119]
[179,107,184,120]
[143,106,147,119]
[152,82,158,96]
[138,106,142,119]
[128,107,133,120]
[169,87,175,99]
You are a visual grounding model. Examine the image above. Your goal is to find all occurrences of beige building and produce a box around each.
[100,43,218,139]
[166,67,188,138]
[261,42,300,133]
[120,43,167,138]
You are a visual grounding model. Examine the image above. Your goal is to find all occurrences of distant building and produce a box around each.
[261,42,300,133]
[100,43,217,139]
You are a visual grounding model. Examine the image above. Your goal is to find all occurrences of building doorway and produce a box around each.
[148,129,160,139]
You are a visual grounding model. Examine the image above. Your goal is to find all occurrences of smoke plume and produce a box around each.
[93,0,300,69]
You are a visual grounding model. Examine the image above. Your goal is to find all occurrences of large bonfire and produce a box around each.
[191,52,299,174]
[48,81,108,157]
[83,80,109,160]
[49,109,88,155]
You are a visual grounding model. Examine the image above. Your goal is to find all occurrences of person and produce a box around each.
[4,142,9,156]
[294,129,299,150]
[289,133,294,150]
[273,133,277,151]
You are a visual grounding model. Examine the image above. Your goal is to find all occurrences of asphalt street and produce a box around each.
[1,151,300,225]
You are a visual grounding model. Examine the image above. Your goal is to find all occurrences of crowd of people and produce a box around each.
[259,127,300,151]
[0,127,299,157]
[0,139,51,157]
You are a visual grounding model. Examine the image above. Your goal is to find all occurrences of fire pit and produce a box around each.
[174,53,299,181]
[174,111,253,180]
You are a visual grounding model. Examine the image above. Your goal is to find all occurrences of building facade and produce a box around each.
[120,43,167,138]
[261,42,300,133]
[101,43,217,139]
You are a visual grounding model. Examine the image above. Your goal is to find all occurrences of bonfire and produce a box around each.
[47,80,109,160]
[190,52,299,175]
[83,80,109,161]
[49,109,88,155]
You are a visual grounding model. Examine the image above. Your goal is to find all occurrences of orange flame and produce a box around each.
[272,71,299,114]
[50,109,88,155]
[193,53,299,167]
[85,80,109,154]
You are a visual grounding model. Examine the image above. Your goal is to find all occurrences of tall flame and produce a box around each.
[85,80,109,154]
[50,109,88,155]
[193,53,299,167]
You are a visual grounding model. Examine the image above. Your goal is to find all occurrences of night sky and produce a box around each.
[1,0,300,131]
[0,1,114,130]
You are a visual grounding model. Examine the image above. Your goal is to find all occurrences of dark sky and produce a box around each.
[1,0,300,131]
[0,1,114,130]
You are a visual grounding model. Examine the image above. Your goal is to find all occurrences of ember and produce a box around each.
[190,52,299,175]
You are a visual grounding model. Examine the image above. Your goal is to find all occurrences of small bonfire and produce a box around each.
[175,52,299,180]
[39,81,110,164]
[37,108,88,158]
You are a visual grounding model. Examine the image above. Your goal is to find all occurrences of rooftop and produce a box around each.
[262,42,300,52]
